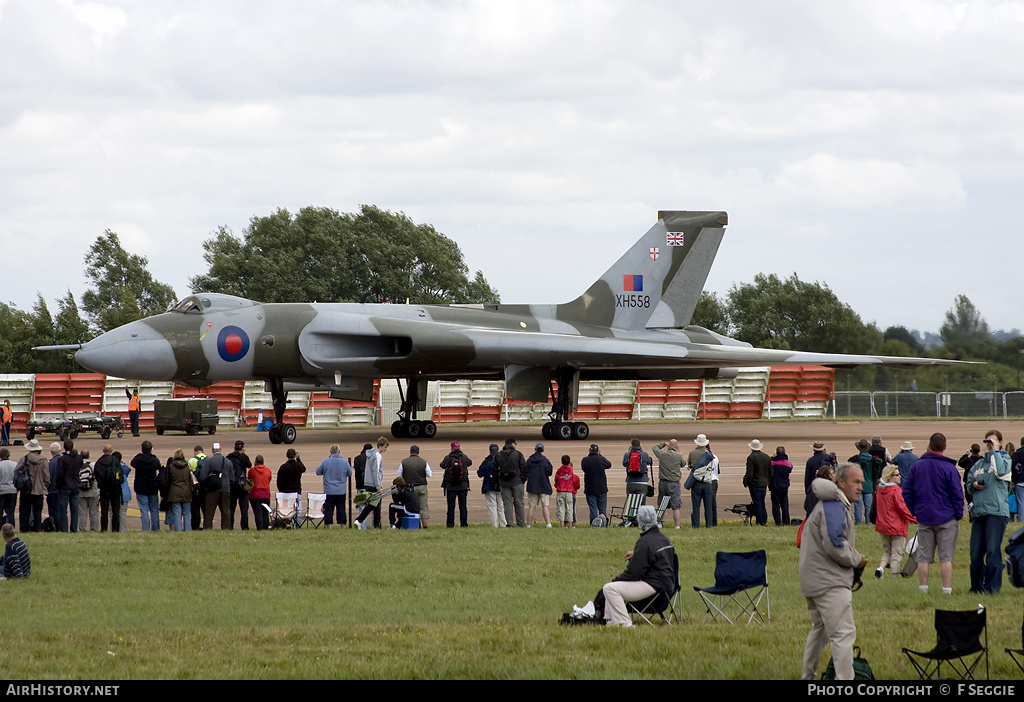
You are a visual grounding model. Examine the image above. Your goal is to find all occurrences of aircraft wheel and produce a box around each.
[391,421,405,439]
[555,422,573,441]
[541,422,553,440]
[421,421,437,438]
[572,422,590,440]
[282,424,297,444]
[406,421,421,439]
[268,425,282,444]
[101,427,111,440]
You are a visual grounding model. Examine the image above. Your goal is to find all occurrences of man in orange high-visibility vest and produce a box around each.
[126,389,141,437]
[0,401,12,446]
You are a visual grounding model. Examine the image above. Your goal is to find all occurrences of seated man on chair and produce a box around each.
[388,477,421,529]
[601,505,675,627]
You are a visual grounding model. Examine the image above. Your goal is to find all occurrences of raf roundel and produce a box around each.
[216,326,250,363]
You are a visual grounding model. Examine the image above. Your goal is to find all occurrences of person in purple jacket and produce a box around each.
[902,432,964,594]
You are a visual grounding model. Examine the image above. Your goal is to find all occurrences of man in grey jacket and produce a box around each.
[799,463,867,681]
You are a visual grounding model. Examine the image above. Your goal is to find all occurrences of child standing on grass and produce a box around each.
[874,464,916,579]
[555,455,580,529]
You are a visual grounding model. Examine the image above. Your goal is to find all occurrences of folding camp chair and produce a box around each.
[303,493,327,528]
[693,550,770,623]
[272,492,298,529]
[726,503,754,526]
[653,495,671,525]
[1007,648,1024,674]
[903,606,989,680]
[628,550,680,625]
[609,491,644,527]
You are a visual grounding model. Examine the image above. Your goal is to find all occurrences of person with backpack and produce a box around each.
[494,438,527,527]
[248,455,272,531]
[77,448,100,531]
[440,441,473,528]
[848,440,877,525]
[688,434,716,528]
[14,440,49,532]
[622,438,652,507]
[476,443,504,527]
[226,440,253,530]
[92,445,122,532]
[199,443,232,530]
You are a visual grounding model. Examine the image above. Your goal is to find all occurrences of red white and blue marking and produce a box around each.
[623,274,643,292]
[666,232,684,246]
[217,326,250,362]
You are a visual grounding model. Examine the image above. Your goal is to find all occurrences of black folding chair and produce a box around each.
[627,550,680,625]
[903,607,988,680]
[693,550,769,623]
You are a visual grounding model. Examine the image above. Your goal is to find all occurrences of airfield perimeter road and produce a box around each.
[39,418,1023,529]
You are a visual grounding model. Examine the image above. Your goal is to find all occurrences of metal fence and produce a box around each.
[833,391,1024,418]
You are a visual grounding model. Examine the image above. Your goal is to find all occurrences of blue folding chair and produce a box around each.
[693,550,770,623]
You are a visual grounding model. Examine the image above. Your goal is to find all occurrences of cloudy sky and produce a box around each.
[1,0,1021,335]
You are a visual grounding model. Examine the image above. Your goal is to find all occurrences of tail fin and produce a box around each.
[556,210,727,330]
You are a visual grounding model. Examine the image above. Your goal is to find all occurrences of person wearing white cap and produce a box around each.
[892,440,918,482]
[600,505,675,627]
[688,434,715,528]
[744,440,771,526]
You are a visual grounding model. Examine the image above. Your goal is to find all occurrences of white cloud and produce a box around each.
[774,153,966,211]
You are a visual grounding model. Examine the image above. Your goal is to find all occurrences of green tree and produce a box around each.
[726,273,880,354]
[690,291,730,335]
[939,294,991,359]
[882,325,925,355]
[190,205,500,305]
[81,230,177,333]
[0,302,35,373]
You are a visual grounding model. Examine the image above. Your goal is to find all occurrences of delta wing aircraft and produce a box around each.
[43,210,959,444]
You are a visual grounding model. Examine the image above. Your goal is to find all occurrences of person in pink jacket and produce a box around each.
[874,464,917,579]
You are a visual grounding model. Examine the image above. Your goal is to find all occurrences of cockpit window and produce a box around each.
[171,293,257,314]
[172,296,204,313]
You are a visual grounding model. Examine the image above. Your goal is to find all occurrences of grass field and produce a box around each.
[4,520,1023,680]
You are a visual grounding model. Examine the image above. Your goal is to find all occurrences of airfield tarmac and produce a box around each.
[41,418,1023,529]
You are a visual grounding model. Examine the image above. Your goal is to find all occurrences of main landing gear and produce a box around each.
[266,377,297,445]
[391,377,437,439]
[541,368,589,441]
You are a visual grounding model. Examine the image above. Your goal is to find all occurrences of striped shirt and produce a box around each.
[3,537,30,578]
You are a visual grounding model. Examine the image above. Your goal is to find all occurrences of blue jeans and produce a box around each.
[586,493,607,525]
[168,502,192,531]
[1014,485,1024,522]
[137,493,160,531]
[748,485,767,526]
[854,492,873,525]
[57,489,80,532]
[691,480,714,527]
[969,515,1007,594]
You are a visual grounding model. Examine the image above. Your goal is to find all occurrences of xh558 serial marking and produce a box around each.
[42,210,961,444]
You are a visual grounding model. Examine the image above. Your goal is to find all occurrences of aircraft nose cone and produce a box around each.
[76,321,177,380]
